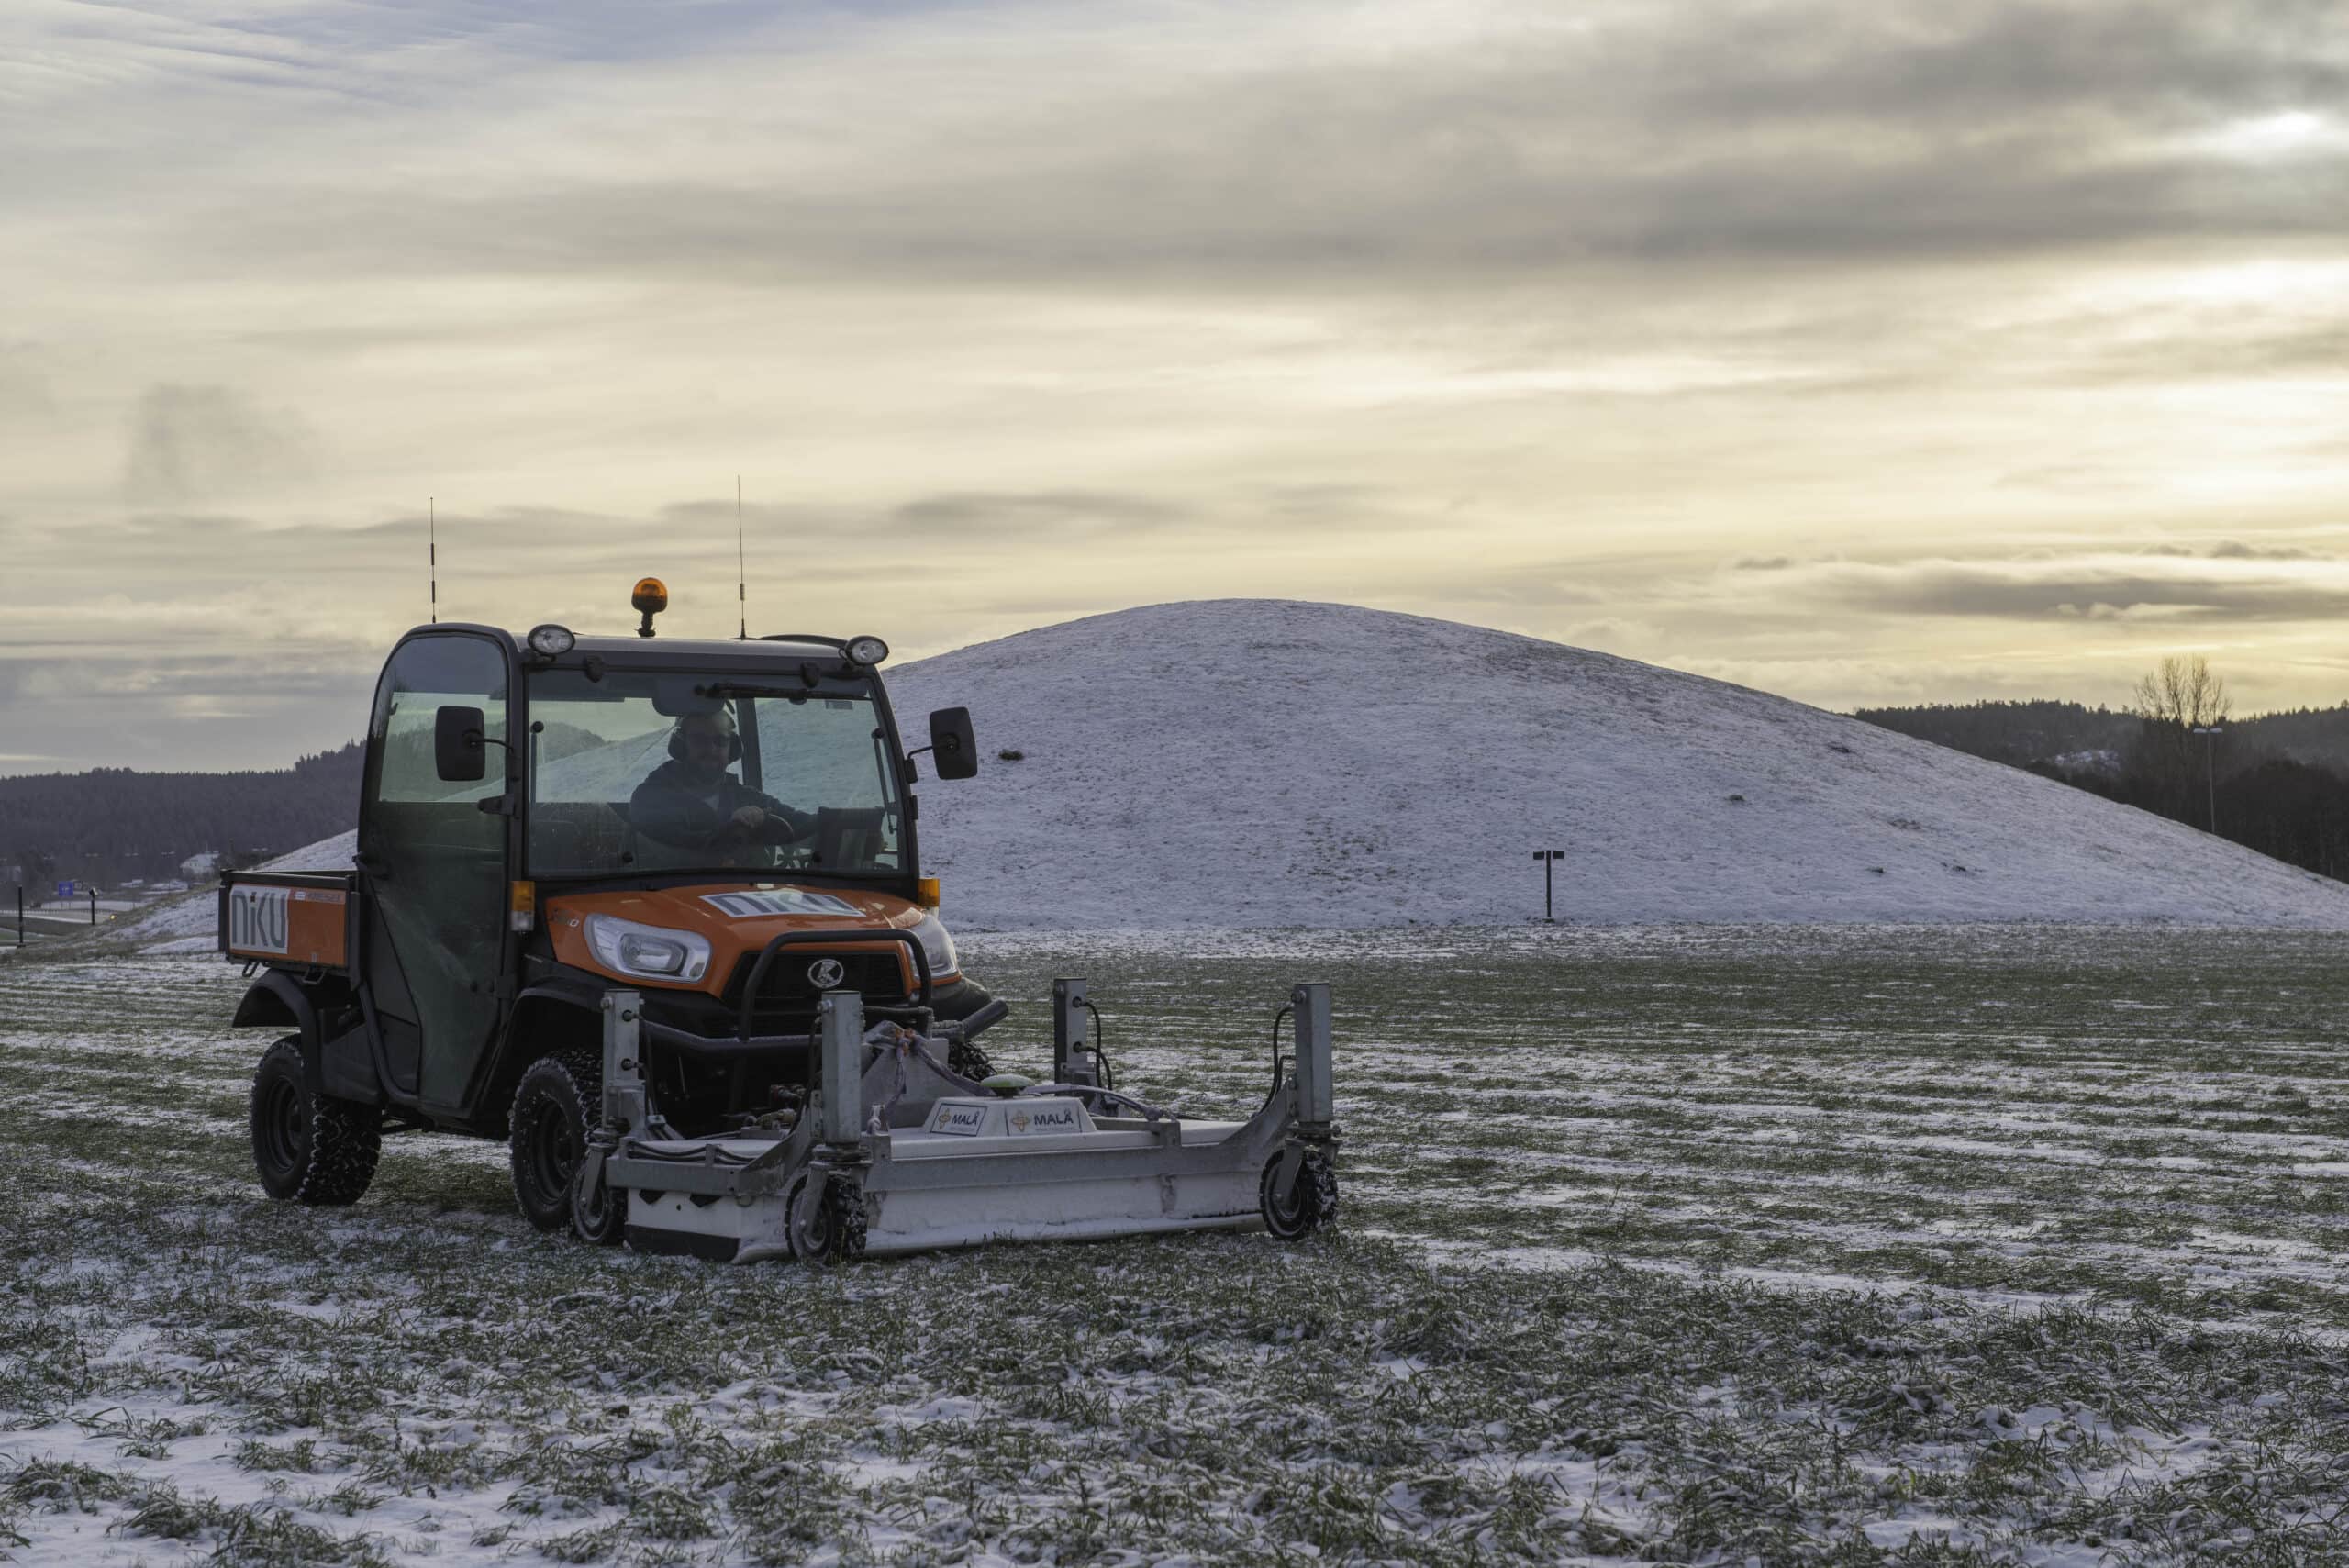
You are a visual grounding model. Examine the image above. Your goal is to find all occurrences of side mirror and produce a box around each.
[928,706,979,781]
[434,705,488,782]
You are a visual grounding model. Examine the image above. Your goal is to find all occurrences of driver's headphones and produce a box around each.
[668,717,743,763]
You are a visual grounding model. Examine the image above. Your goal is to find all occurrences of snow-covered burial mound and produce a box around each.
[127,598,2348,943]
[886,600,2349,929]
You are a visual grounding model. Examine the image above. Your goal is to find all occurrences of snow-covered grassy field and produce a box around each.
[5,928,2349,1564]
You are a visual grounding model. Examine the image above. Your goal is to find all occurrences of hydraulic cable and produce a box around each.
[1079,998,1115,1091]
[1262,1004,1294,1116]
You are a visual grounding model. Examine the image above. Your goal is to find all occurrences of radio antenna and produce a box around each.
[735,475,748,639]
[429,497,438,624]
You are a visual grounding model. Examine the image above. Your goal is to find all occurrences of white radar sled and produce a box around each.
[577,979,1340,1262]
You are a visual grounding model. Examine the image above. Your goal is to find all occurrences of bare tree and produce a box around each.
[2132,654,2231,731]
[2127,655,2232,827]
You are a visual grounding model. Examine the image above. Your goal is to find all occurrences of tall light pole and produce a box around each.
[1532,849,1564,922]
[2190,725,2223,835]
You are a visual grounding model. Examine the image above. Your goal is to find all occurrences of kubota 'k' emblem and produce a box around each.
[807,958,847,990]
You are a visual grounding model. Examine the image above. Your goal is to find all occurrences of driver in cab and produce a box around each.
[629,707,814,867]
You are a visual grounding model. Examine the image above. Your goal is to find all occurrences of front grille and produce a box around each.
[727,949,910,1028]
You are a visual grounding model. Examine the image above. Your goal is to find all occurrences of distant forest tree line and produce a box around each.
[3,724,615,894]
[2,742,362,892]
[1856,658,2349,883]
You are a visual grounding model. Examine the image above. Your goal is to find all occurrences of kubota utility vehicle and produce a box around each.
[221,584,1338,1260]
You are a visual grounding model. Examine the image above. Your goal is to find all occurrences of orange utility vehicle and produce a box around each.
[221,584,996,1221]
[223,583,1340,1261]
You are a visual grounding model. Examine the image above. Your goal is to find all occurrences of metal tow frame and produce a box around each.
[581,976,1340,1261]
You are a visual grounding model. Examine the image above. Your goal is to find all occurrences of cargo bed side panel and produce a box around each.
[220,873,358,973]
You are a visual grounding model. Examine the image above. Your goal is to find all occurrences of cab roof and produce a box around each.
[408,624,860,666]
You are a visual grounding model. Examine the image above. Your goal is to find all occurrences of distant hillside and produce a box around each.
[2231,706,2349,773]
[1852,699,2349,884]
[1849,701,2139,769]
[1854,699,2349,772]
[0,742,362,886]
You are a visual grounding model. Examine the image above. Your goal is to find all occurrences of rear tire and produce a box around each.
[509,1051,599,1233]
[250,1037,383,1207]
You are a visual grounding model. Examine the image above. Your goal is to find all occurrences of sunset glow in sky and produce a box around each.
[6,0,2346,772]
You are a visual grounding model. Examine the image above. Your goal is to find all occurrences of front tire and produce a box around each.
[250,1037,383,1206]
[509,1051,599,1233]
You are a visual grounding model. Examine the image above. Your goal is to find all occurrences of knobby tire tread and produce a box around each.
[509,1048,603,1233]
[827,1180,869,1262]
[1260,1145,1337,1240]
[253,1037,384,1207]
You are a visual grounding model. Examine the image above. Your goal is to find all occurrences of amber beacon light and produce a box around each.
[631,577,669,638]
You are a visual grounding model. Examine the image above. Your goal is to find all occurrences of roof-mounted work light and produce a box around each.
[631,578,668,639]
[845,635,889,667]
[526,624,576,658]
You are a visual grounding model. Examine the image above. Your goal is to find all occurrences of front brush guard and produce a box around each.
[735,928,932,1041]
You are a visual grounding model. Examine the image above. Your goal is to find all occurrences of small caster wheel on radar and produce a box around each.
[570,1148,628,1246]
[785,1170,868,1263]
[1260,1145,1337,1240]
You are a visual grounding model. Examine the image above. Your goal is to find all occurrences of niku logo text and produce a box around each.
[228,886,290,955]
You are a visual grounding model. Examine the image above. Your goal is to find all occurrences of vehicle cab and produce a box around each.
[351,606,985,1139]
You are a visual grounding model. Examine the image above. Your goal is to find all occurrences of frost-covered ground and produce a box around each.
[6,927,2349,1564]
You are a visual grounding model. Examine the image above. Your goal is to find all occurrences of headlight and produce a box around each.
[845,634,889,666]
[526,623,576,657]
[908,911,957,978]
[584,915,711,983]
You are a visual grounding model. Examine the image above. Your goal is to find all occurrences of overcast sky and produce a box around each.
[5,0,2346,773]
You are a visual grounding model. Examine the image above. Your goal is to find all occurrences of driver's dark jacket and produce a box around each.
[628,760,816,862]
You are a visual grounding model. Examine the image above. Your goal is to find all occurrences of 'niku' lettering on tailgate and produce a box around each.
[228,885,290,955]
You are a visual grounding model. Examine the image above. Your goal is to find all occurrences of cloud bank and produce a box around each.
[1,0,2345,770]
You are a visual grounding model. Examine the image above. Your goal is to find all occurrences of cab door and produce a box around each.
[358,632,512,1112]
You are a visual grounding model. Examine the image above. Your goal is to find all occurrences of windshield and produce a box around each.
[526,667,905,880]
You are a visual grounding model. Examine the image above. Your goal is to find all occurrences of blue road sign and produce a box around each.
[54,881,75,898]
